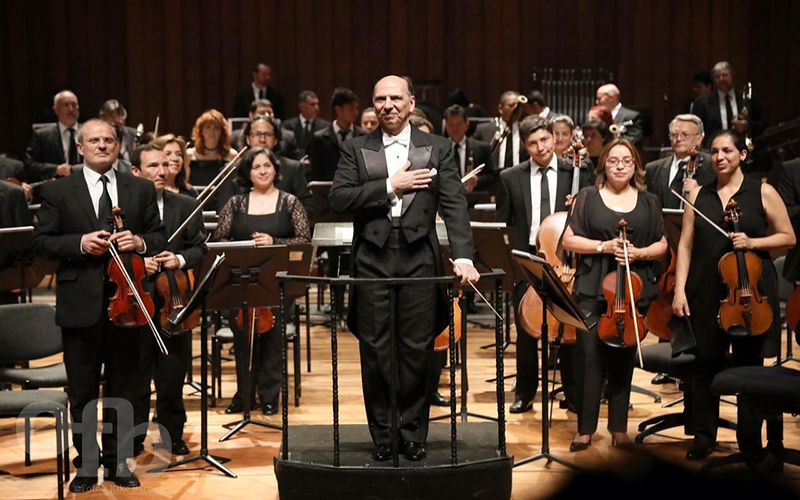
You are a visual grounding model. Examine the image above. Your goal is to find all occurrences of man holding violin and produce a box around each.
[131,143,207,458]
[31,119,166,493]
[495,115,594,414]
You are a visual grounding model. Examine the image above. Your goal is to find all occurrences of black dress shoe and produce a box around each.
[402,441,426,461]
[171,439,190,455]
[106,462,140,488]
[559,399,578,413]
[372,444,393,462]
[262,402,279,415]
[225,402,243,414]
[69,475,98,493]
[509,397,534,414]
[685,441,714,460]
[651,373,675,385]
[569,440,592,452]
[431,392,450,407]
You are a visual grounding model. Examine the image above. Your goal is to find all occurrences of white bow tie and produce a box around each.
[383,133,409,148]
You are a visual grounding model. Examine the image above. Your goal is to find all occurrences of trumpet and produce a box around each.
[609,119,634,139]
[490,94,529,154]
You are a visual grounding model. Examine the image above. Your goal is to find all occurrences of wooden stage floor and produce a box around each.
[1,288,800,499]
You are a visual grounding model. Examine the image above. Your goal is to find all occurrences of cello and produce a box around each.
[517,140,585,345]
[717,199,773,336]
[597,219,647,359]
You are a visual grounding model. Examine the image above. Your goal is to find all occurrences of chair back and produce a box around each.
[0,303,62,363]
[774,256,794,302]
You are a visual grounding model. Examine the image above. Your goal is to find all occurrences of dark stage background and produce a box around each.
[1,0,797,158]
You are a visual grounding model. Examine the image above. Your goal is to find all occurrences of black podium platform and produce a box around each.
[275,423,512,500]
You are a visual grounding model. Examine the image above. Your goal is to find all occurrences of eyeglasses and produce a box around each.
[249,131,275,139]
[670,132,698,141]
[606,157,635,167]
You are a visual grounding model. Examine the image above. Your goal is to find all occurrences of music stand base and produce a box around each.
[513,451,584,471]
[149,452,236,477]
[220,417,281,441]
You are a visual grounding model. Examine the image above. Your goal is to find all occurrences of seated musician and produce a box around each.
[562,138,667,451]
[130,143,207,457]
[186,110,237,187]
[151,134,198,198]
[31,119,166,492]
[213,147,310,416]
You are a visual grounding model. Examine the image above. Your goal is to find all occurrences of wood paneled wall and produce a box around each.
[1,0,796,158]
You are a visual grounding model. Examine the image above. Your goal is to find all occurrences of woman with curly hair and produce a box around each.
[186,109,237,187]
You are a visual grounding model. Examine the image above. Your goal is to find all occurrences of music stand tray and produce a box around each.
[511,250,588,471]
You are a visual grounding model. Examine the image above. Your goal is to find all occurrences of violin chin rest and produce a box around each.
[726,325,749,337]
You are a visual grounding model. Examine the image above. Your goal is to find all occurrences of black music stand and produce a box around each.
[511,250,589,471]
[200,244,290,442]
[149,253,235,477]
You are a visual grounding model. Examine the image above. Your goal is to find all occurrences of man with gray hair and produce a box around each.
[281,90,331,157]
[645,114,715,209]
[24,89,82,182]
[595,83,644,145]
[691,61,765,147]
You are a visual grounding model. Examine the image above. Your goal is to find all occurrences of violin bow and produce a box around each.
[670,189,730,239]
[449,258,502,320]
[620,237,644,367]
[460,163,485,183]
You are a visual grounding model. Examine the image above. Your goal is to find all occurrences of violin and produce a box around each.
[717,199,773,336]
[236,307,275,334]
[517,141,585,345]
[107,207,157,329]
[643,246,676,341]
[434,296,462,352]
[597,219,648,349]
[154,267,199,331]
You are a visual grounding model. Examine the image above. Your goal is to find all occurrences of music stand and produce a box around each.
[511,250,589,471]
[200,244,290,442]
[149,253,235,477]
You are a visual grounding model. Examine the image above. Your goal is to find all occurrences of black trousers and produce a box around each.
[230,309,282,407]
[62,318,150,473]
[575,300,636,435]
[354,229,438,445]
[513,281,540,399]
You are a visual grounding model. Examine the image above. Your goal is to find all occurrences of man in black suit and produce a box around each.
[309,88,368,182]
[645,114,714,209]
[31,119,166,492]
[281,91,331,158]
[473,90,529,170]
[232,62,286,120]
[691,61,765,148]
[595,84,644,146]
[779,158,800,284]
[444,104,497,195]
[24,90,82,182]
[130,144,207,457]
[99,99,138,162]
[329,75,479,462]
[496,115,594,414]
[232,99,300,160]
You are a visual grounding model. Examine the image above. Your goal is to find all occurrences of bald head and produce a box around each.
[373,75,416,135]
[595,84,620,110]
[53,90,80,127]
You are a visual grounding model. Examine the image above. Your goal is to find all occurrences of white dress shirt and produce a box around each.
[333,121,354,142]
[498,120,520,169]
[83,165,119,217]
[528,154,559,246]
[58,122,79,162]
[668,154,692,186]
[611,102,622,121]
[718,89,739,130]
[384,124,412,217]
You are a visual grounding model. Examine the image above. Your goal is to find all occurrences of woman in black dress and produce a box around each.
[187,109,238,187]
[214,147,311,415]
[672,130,794,463]
[562,138,668,451]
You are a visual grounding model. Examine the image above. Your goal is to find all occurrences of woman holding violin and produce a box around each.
[672,130,795,464]
[562,138,667,451]
[214,147,310,415]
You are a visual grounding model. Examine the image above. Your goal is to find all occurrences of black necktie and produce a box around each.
[338,129,349,143]
[725,94,734,129]
[259,88,266,100]
[68,128,78,165]
[453,143,462,175]
[503,134,514,169]
[302,120,312,149]
[98,175,112,230]
[670,160,688,193]
[539,167,551,223]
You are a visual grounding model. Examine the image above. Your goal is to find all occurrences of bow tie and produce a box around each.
[383,133,410,148]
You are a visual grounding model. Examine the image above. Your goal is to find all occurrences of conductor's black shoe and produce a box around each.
[171,439,190,455]
[431,392,450,407]
[685,441,714,460]
[262,402,279,416]
[69,474,97,493]
[224,402,243,414]
[402,441,426,461]
[651,373,675,385]
[106,462,140,488]
[510,397,534,414]
[372,444,393,462]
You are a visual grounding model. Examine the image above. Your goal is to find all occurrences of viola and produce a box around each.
[717,199,772,336]
[154,268,199,331]
[107,207,156,329]
[236,307,275,335]
[597,219,647,349]
[643,246,676,341]
[434,296,462,352]
[517,141,584,346]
